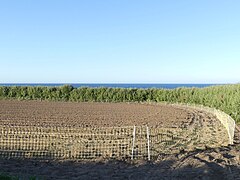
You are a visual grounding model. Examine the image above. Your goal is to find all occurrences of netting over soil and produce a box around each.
[0,100,230,160]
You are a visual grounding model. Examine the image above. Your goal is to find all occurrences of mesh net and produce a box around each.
[0,124,225,160]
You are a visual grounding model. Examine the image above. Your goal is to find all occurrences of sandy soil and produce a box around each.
[0,142,239,180]
[0,100,237,179]
[0,100,224,128]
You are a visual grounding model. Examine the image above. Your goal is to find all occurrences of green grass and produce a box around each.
[0,173,38,180]
[0,173,17,180]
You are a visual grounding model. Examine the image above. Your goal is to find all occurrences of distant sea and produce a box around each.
[0,84,221,89]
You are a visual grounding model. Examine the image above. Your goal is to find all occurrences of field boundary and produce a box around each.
[168,103,235,144]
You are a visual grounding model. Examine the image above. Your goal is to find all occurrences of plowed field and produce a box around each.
[0,100,238,179]
[0,100,225,129]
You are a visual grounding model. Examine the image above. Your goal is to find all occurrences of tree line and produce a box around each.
[0,84,240,122]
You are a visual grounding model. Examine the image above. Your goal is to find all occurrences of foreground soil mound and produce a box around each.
[1,126,240,179]
[0,143,239,180]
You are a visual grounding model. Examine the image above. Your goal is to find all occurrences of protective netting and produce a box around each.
[0,123,227,160]
[0,126,134,159]
[0,102,234,160]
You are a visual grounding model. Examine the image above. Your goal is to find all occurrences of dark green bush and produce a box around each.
[0,84,240,122]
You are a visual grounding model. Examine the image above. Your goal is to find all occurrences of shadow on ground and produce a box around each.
[0,145,240,180]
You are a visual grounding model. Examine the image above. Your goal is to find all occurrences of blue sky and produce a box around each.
[0,0,239,83]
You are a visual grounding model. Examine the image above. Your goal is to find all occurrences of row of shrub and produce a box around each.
[0,84,240,122]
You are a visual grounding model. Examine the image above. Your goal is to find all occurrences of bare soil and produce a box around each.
[0,143,239,180]
[0,100,238,179]
[0,100,223,128]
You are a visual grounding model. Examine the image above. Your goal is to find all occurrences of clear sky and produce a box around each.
[0,0,239,83]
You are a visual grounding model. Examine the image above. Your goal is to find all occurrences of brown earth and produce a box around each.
[0,142,239,180]
[0,100,239,179]
[0,100,224,128]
